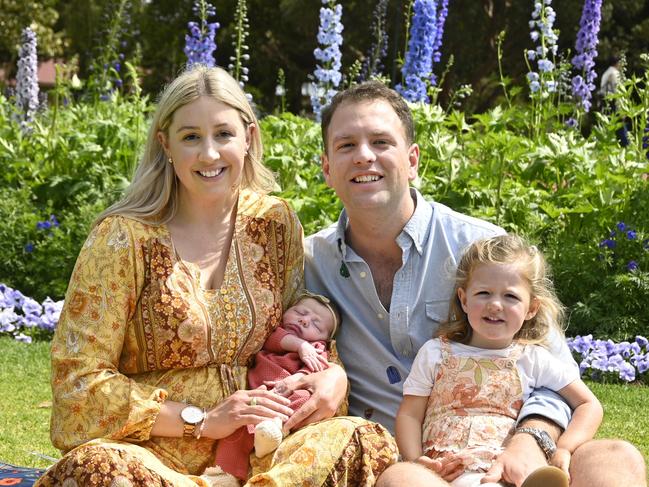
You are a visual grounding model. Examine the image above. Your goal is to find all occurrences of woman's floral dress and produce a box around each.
[36,190,396,487]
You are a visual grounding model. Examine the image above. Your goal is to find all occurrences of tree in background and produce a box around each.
[0,0,63,80]
[2,0,648,114]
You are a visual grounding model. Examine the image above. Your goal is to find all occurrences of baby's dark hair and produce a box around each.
[436,235,565,346]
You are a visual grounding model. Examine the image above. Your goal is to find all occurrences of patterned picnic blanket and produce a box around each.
[0,463,46,486]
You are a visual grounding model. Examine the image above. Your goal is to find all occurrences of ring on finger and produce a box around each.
[249,397,257,407]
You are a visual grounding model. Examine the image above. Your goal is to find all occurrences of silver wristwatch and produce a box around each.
[515,427,557,460]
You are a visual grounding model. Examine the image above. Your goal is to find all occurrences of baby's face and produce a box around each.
[280,297,334,342]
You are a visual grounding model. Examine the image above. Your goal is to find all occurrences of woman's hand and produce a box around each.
[298,342,329,372]
[282,363,347,432]
[202,386,294,440]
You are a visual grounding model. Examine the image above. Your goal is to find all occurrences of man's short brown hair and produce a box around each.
[320,81,416,153]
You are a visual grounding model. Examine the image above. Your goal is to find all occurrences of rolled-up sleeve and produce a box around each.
[517,329,577,429]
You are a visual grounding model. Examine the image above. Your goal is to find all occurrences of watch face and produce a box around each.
[181,405,204,424]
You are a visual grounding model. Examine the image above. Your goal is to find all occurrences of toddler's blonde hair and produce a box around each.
[436,234,565,347]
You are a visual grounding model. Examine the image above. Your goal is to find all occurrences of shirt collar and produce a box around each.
[335,187,433,258]
[402,188,433,255]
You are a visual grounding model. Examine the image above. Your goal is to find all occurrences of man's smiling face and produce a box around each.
[321,99,419,215]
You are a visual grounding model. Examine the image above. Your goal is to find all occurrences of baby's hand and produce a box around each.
[298,342,329,372]
[549,447,571,478]
[266,373,304,397]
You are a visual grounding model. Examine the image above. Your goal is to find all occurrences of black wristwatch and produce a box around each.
[515,427,557,460]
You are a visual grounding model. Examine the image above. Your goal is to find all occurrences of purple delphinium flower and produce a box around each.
[627,260,638,271]
[616,221,626,232]
[228,0,251,89]
[627,230,637,240]
[396,0,438,102]
[15,27,39,124]
[566,117,578,129]
[184,1,220,68]
[637,336,649,348]
[359,0,390,81]
[571,0,602,112]
[431,0,449,78]
[526,0,559,98]
[311,0,344,121]
[36,214,60,232]
[599,238,616,249]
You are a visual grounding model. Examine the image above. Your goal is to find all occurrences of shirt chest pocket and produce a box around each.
[426,299,449,325]
[410,299,450,352]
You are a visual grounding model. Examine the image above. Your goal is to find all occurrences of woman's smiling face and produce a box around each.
[159,96,252,208]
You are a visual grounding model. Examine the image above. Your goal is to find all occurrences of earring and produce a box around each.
[168,157,173,164]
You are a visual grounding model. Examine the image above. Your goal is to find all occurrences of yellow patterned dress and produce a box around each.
[35,190,397,487]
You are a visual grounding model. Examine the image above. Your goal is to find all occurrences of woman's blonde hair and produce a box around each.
[96,65,275,226]
[436,234,565,347]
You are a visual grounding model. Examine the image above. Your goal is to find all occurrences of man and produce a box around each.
[301,81,646,486]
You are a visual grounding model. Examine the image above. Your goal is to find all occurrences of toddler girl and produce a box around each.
[396,235,603,487]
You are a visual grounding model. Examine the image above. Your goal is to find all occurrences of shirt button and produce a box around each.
[360,271,367,278]
[377,313,384,319]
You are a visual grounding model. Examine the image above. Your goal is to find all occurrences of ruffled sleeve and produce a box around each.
[49,216,167,452]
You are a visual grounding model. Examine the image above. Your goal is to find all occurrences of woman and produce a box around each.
[36,66,396,486]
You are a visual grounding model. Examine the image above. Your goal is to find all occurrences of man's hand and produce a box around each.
[298,342,329,372]
[282,364,347,433]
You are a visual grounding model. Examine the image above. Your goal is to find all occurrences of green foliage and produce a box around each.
[0,186,103,300]
[0,91,150,300]
[261,113,341,236]
[0,0,63,63]
[1,59,648,339]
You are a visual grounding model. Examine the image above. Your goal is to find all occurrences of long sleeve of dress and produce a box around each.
[49,217,167,452]
[279,201,304,311]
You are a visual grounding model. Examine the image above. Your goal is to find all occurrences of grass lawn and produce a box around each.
[1,337,647,481]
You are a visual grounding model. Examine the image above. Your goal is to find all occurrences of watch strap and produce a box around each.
[515,427,557,460]
[183,422,197,438]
